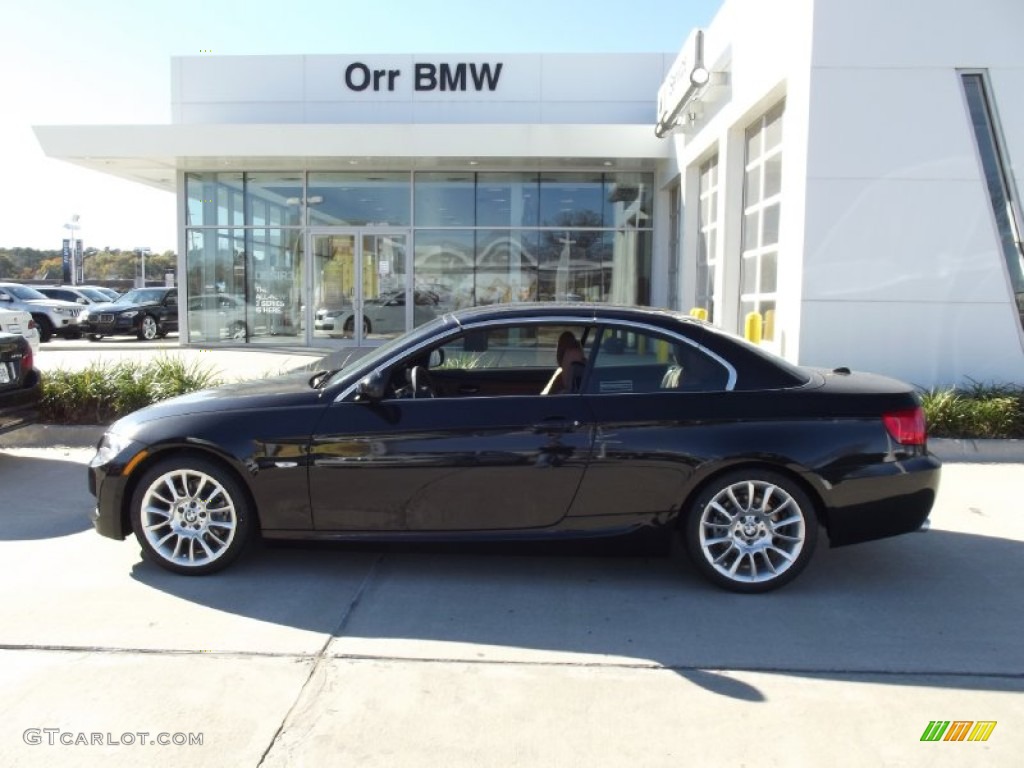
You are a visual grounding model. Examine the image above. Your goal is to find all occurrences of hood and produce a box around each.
[86,300,156,312]
[111,370,326,432]
[25,298,82,310]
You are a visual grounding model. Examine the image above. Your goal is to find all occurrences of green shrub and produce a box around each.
[40,357,222,425]
[922,383,1024,439]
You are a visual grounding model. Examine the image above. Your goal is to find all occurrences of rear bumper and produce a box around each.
[0,372,41,435]
[823,453,941,547]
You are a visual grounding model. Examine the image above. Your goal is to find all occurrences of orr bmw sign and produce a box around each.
[344,61,504,92]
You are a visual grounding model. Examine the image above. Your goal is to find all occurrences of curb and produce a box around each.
[928,437,1024,463]
[2,426,1023,463]
[0,424,107,449]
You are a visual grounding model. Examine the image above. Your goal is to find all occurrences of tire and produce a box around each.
[88,334,102,342]
[342,316,370,336]
[130,456,254,576]
[33,315,53,343]
[683,469,818,593]
[138,314,159,341]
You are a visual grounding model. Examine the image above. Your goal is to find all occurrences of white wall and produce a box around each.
[799,0,1024,387]
[662,0,1024,387]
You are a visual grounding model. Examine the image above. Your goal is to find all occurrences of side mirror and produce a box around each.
[429,349,444,368]
[0,293,10,302]
[78,297,89,305]
[355,370,386,402]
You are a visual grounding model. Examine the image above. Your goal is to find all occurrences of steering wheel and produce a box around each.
[407,365,435,399]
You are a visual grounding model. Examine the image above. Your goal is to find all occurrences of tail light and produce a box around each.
[883,406,927,446]
[23,343,34,373]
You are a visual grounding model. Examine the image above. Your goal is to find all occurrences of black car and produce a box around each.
[87,304,941,592]
[79,287,178,341]
[0,332,41,435]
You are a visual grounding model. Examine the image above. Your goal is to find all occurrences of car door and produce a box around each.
[162,290,179,332]
[566,323,735,521]
[308,322,595,532]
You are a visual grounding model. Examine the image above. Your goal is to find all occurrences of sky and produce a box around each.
[0,0,722,254]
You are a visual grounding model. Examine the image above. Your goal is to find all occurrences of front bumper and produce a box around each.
[80,315,139,336]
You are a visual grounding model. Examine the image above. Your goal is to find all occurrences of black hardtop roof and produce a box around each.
[448,302,703,328]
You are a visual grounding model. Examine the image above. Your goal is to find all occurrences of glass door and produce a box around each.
[310,230,409,345]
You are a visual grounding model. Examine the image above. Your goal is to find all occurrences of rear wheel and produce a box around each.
[130,456,253,575]
[683,469,818,593]
[88,333,102,342]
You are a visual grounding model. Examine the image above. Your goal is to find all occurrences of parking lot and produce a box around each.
[0,422,1021,766]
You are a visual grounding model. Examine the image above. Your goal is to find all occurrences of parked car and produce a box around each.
[87,303,940,592]
[78,287,178,341]
[0,307,41,356]
[187,294,251,340]
[36,285,113,305]
[0,331,41,435]
[0,282,84,342]
[315,289,440,336]
[78,285,121,302]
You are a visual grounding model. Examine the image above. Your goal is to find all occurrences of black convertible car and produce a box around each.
[87,304,940,592]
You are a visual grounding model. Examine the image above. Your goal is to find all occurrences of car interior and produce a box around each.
[379,322,730,400]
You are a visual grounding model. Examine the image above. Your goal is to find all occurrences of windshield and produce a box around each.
[77,287,109,302]
[4,285,47,301]
[116,289,166,304]
[322,314,452,389]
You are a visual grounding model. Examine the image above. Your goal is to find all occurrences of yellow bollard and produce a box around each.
[744,311,762,343]
[763,308,775,341]
[688,307,708,321]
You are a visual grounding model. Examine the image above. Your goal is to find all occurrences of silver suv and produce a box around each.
[0,283,84,342]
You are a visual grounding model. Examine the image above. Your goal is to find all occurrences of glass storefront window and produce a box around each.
[184,170,654,344]
[414,230,476,315]
[539,173,604,227]
[245,173,303,227]
[476,173,539,227]
[186,173,242,227]
[475,230,538,304]
[604,173,653,229]
[308,172,411,227]
[414,172,475,227]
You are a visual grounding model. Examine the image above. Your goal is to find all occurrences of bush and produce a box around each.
[40,357,222,425]
[921,383,1024,439]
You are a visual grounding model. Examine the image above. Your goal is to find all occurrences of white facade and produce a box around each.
[34,0,1024,388]
[666,0,1024,388]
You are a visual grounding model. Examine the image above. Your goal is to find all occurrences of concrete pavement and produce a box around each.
[0,444,1021,767]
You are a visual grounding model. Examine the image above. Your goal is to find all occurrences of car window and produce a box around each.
[384,322,594,399]
[434,323,591,373]
[586,326,730,394]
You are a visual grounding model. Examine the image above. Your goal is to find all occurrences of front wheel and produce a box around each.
[683,469,818,593]
[137,314,158,340]
[130,457,254,575]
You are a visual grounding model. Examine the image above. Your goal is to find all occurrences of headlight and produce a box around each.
[54,307,75,316]
[121,310,139,319]
[79,312,90,321]
[89,431,139,469]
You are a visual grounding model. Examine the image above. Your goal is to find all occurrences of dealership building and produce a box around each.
[35,0,1024,388]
